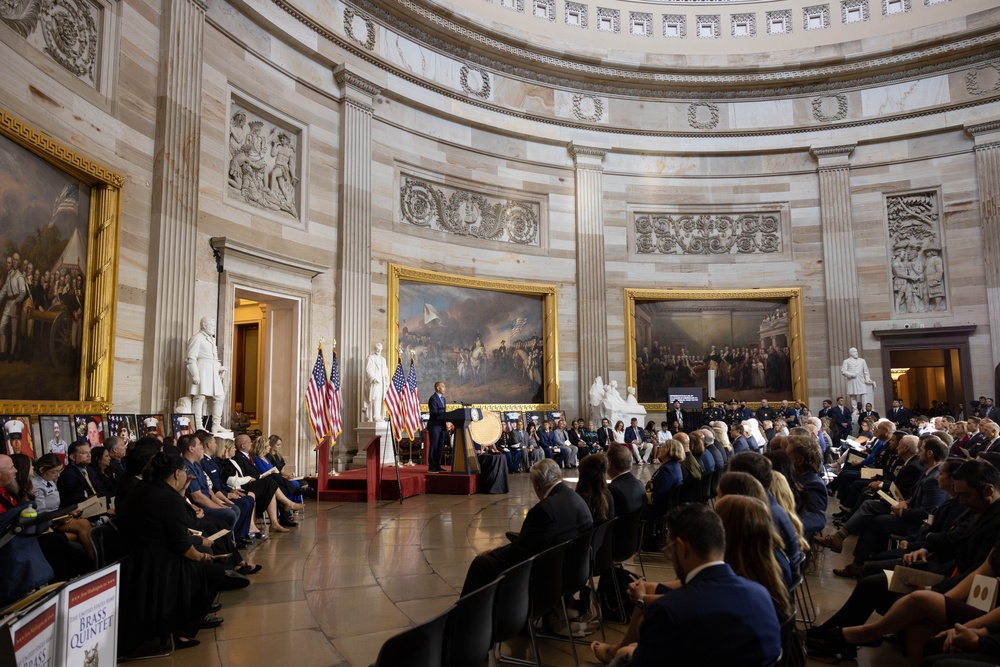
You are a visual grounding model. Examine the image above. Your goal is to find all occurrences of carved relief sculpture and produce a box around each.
[1,0,100,86]
[227,102,301,220]
[400,175,540,246]
[635,212,782,255]
[886,191,947,313]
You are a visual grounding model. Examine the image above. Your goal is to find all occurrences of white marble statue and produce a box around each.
[185,316,227,433]
[624,386,647,416]
[589,376,607,421]
[841,347,876,411]
[364,342,390,422]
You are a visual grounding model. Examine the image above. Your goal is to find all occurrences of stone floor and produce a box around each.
[141,467,908,667]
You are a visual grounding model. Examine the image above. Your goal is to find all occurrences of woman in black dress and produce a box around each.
[117,452,226,653]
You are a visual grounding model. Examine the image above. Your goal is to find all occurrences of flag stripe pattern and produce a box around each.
[306,347,330,443]
[404,358,421,436]
[384,358,409,441]
[327,349,343,441]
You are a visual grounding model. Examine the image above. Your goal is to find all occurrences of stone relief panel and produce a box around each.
[662,14,686,38]
[0,0,103,87]
[460,64,491,99]
[886,191,947,314]
[634,212,782,255]
[399,174,541,247]
[226,94,306,223]
[766,10,792,34]
[572,93,604,122]
[966,65,1000,97]
[343,7,376,50]
[812,93,848,122]
[730,13,756,38]
[803,4,831,29]
[687,102,719,129]
[564,1,586,27]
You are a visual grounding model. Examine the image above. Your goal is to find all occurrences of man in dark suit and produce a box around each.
[629,503,782,667]
[596,418,614,450]
[818,399,833,420]
[888,399,912,429]
[831,396,852,443]
[624,418,646,464]
[460,459,593,594]
[669,400,685,433]
[427,381,448,473]
[56,441,106,507]
[730,423,751,454]
[608,443,645,516]
[755,399,776,423]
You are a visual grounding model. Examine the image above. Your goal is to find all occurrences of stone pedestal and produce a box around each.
[350,421,395,468]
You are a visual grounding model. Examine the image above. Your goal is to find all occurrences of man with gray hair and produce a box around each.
[460,459,593,594]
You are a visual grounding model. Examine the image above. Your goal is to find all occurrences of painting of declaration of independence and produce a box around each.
[0,132,90,400]
[634,299,793,404]
[397,280,546,406]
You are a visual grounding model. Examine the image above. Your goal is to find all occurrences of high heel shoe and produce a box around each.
[271,524,290,533]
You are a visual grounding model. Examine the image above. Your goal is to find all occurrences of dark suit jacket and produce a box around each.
[797,471,829,535]
[732,435,750,454]
[624,426,644,445]
[609,471,646,516]
[596,427,614,447]
[463,482,593,593]
[232,451,262,479]
[56,464,106,508]
[831,405,852,435]
[755,407,776,422]
[889,455,924,500]
[889,407,912,428]
[631,563,782,667]
[428,392,447,423]
[902,466,945,525]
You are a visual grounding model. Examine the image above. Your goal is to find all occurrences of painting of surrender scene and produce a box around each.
[634,298,796,404]
[0,132,91,400]
[396,280,547,406]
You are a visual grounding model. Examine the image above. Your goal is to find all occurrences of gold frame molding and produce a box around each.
[387,263,559,412]
[624,288,807,412]
[0,108,122,414]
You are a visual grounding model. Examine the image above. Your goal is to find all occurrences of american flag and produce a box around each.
[384,357,409,441]
[305,346,330,443]
[49,184,79,225]
[404,357,421,436]
[327,349,343,441]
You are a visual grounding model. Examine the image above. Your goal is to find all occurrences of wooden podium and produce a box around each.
[443,407,481,474]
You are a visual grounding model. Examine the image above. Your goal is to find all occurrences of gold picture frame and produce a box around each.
[387,263,559,411]
[0,108,122,414]
[625,288,807,411]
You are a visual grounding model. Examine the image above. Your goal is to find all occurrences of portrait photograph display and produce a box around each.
[388,264,559,410]
[2,414,35,457]
[39,414,73,459]
[171,413,196,437]
[73,414,106,447]
[136,413,165,437]
[626,288,807,411]
[107,413,139,443]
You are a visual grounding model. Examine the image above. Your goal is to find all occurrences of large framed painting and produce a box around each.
[625,288,807,411]
[387,264,559,411]
[0,109,122,414]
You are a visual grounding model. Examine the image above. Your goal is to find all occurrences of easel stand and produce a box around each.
[384,415,404,504]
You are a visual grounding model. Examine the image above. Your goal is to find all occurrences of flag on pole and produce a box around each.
[305,346,330,443]
[384,357,409,441]
[327,348,343,442]
[404,357,421,436]
[49,184,78,226]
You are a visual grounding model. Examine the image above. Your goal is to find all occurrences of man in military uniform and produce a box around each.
[724,401,741,426]
[756,398,777,423]
[737,400,753,423]
[0,252,27,362]
[702,398,724,425]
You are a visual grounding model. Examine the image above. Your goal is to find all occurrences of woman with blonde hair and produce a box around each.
[251,436,303,524]
[711,421,733,452]
[215,438,300,533]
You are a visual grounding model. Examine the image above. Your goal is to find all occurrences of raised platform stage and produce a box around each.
[311,464,478,502]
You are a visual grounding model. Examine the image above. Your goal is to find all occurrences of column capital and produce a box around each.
[568,142,609,170]
[810,144,855,169]
[334,65,383,108]
[965,120,1000,147]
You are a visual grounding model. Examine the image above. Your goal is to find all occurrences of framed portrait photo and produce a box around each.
[2,415,35,458]
[387,264,559,412]
[172,413,196,438]
[73,414,106,447]
[39,414,73,459]
[0,109,123,416]
[137,414,165,438]
[107,414,139,443]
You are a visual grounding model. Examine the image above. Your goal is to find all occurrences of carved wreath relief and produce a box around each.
[400,176,540,246]
[635,213,782,255]
[226,102,301,220]
[1,0,99,85]
[886,192,947,313]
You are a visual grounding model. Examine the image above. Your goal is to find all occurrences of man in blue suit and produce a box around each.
[427,381,448,473]
[629,503,782,667]
[831,396,853,444]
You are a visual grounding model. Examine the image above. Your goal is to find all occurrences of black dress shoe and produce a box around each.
[200,616,225,629]
[236,538,252,548]
[209,602,222,613]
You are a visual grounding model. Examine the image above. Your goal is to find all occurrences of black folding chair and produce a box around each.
[497,541,569,667]
[372,604,452,667]
[588,518,616,641]
[444,577,502,667]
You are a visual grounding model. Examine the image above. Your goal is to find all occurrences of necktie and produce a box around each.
[81,467,96,495]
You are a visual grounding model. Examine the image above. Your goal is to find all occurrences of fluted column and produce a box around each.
[334,65,381,453]
[570,143,609,415]
[966,120,1000,372]
[143,0,207,412]
[811,145,862,394]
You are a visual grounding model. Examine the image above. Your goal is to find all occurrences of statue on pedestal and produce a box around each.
[841,347,876,413]
[624,386,647,417]
[185,317,227,433]
[364,342,390,422]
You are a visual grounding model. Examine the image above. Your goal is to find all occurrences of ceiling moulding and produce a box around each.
[343,0,1000,95]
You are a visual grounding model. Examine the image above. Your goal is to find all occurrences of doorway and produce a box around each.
[888,348,962,417]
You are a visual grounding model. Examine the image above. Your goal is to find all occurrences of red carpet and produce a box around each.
[310,464,478,502]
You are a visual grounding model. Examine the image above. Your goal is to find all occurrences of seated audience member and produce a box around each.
[817,435,946,577]
[524,422,545,467]
[252,436,303,505]
[731,422,752,454]
[645,440,684,520]
[553,418,578,468]
[702,427,726,471]
[786,434,830,537]
[608,443,646,517]
[612,420,627,446]
[582,421,599,455]
[266,435,309,491]
[88,445,117,497]
[29,453,96,561]
[727,452,802,570]
[716,494,796,598]
[116,443,160,508]
[117,452,227,654]
[569,419,589,462]
[179,434,239,531]
[539,420,561,465]
[709,421,733,462]
[460,459,592,595]
[828,420,895,498]
[497,422,522,473]
[694,430,716,478]
[197,431,260,546]
[57,441,107,507]
[576,452,614,524]
[593,503,782,667]
[625,418,651,465]
[219,436,300,533]
[680,431,704,483]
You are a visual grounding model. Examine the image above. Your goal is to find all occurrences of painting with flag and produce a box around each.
[305,345,330,445]
[383,357,410,441]
[326,346,343,442]
[404,356,421,437]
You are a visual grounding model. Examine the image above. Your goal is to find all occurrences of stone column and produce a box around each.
[143,0,207,412]
[569,143,609,415]
[334,65,381,462]
[965,121,1000,375]
[811,145,862,396]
